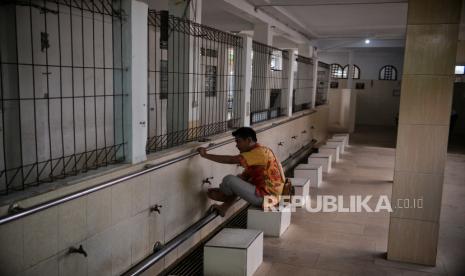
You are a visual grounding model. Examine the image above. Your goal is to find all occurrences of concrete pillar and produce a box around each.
[347,51,354,89]
[311,49,318,109]
[387,0,462,266]
[239,34,253,127]
[282,50,295,117]
[253,23,273,45]
[122,0,148,164]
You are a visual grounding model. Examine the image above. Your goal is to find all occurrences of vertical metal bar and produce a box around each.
[181,18,186,144]
[111,1,116,162]
[154,12,159,151]
[119,0,125,159]
[169,15,174,148]
[69,0,78,172]
[0,15,7,192]
[146,12,149,152]
[57,1,66,176]
[81,0,88,170]
[9,3,25,191]
[102,0,107,164]
[43,0,53,180]
[92,0,98,167]
[28,0,40,185]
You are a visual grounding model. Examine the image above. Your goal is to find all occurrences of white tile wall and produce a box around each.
[21,255,59,276]
[131,174,150,216]
[86,189,112,237]
[58,242,88,276]
[111,219,132,276]
[0,112,323,276]
[86,228,112,276]
[23,207,58,268]
[58,197,87,252]
[0,220,24,275]
[131,211,150,264]
[111,181,132,225]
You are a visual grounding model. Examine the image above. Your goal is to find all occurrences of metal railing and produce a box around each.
[0,0,126,195]
[146,10,243,153]
[293,54,313,113]
[250,41,288,124]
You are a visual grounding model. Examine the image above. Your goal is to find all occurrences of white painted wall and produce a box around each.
[319,49,404,126]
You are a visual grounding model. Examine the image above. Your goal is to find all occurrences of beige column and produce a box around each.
[387,0,462,266]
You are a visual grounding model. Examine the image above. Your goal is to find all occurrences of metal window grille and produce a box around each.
[316,61,329,106]
[379,65,397,80]
[147,10,243,152]
[250,41,288,125]
[342,64,361,79]
[0,0,126,195]
[330,63,343,79]
[292,55,313,113]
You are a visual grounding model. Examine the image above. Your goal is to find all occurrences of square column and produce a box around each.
[387,0,462,266]
[282,50,295,117]
[239,34,253,126]
[122,0,148,163]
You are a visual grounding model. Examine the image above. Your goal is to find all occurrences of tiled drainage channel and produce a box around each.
[161,205,249,276]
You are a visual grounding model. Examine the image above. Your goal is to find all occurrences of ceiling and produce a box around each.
[202,0,465,51]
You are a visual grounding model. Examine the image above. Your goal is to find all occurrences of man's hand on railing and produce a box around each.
[197,147,208,157]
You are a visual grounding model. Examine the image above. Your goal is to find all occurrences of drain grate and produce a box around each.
[162,206,249,276]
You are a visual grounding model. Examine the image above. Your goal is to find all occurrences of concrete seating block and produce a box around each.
[326,139,345,153]
[333,133,349,145]
[247,204,291,237]
[319,145,340,162]
[289,177,310,206]
[204,228,263,276]
[331,135,348,146]
[308,153,332,173]
[294,164,322,188]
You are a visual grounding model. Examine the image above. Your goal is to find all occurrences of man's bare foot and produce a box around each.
[207,189,234,202]
[210,203,229,217]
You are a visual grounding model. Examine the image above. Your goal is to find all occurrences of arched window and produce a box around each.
[379,65,397,80]
[330,63,344,79]
[342,64,360,79]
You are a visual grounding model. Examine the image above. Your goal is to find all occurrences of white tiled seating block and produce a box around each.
[308,153,332,173]
[331,136,348,146]
[333,133,349,145]
[289,178,310,206]
[326,139,345,153]
[319,145,340,162]
[247,205,291,237]
[204,228,263,276]
[294,164,322,188]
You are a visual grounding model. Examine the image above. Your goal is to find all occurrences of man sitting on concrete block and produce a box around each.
[197,127,285,216]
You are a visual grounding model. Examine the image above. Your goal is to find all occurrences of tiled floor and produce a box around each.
[254,126,465,276]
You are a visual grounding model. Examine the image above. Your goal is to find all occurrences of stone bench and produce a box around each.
[289,177,310,206]
[293,164,322,188]
[247,204,291,237]
[308,153,332,173]
[204,228,263,276]
[333,133,349,146]
[326,139,345,153]
[319,144,340,162]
